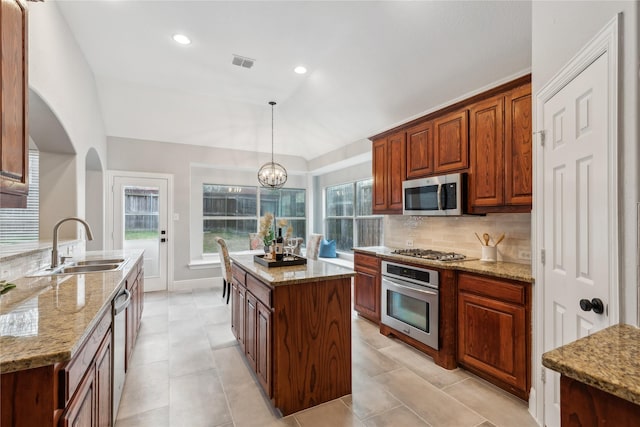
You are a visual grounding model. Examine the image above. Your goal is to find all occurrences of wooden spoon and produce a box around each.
[494,234,505,246]
[482,233,490,246]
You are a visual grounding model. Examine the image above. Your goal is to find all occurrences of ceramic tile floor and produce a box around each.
[115,285,539,427]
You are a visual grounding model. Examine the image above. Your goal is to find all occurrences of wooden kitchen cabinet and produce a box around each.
[504,84,533,206]
[560,375,640,426]
[433,109,468,174]
[125,258,144,372]
[468,83,532,213]
[94,331,112,427]
[0,0,29,208]
[256,300,271,394]
[230,259,351,415]
[406,121,434,179]
[60,362,96,427]
[60,329,111,427]
[353,252,381,323]
[231,264,271,394]
[457,272,531,400]
[372,130,406,214]
[469,95,505,207]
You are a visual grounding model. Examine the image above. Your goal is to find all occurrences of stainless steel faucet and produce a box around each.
[51,217,94,268]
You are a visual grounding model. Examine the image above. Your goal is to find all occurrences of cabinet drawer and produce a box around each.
[60,309,111,405]
[232,264,246,286]
[246,274,272,307]
[354,253,380,271]
[458,272,525,305]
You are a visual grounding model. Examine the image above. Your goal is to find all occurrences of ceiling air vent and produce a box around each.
[232,54,255,69]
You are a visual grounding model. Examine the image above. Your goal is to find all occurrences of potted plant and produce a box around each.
[258,213,293,252]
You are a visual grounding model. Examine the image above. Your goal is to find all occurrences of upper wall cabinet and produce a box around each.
[406,121,433,179]
[433,109,469,174]
[504,85,532,206]
[0,0,29,208]
[370,75,531,215]
[468,83,532,213]
[372,131,406,214]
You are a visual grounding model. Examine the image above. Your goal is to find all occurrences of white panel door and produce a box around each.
[542,52,612,426]
[112,175,169,292]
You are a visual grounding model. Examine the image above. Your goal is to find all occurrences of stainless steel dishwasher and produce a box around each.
[112,286,131,421]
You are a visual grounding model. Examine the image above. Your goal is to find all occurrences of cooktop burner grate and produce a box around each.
[391,248,467,262]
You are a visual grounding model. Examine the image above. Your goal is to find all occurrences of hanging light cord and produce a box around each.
[270,101,276,165]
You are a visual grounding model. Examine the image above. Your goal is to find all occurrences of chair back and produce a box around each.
[249,233,262,250]
[306,233,323,260]
[215,237,233,282]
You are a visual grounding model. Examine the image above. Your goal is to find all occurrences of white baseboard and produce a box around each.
[171,277,223,291]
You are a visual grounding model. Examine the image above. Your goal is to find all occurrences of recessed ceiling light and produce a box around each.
[172,34,191,45]
[294,66,307,74]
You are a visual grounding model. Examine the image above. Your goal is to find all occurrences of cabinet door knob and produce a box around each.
[579,298,605,314]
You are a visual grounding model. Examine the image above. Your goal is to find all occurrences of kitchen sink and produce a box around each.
[28,258,129,277]
[57,264,122,274]
[74,258,125,266]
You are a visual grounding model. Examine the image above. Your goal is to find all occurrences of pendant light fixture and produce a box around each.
[258,101,287,189]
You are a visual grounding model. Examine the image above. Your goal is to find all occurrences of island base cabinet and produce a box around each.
[561,375,640,426]
[1,365,60,427]
[231,262,352,416]
[272,278,352,416]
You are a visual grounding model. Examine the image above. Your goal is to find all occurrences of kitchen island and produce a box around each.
[542,324,640,425]
[0,249,144,427]
[229,254,355,416]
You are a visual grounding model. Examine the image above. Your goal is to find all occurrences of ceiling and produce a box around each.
[55,1,532,162]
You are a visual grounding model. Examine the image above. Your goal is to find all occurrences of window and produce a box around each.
[203,185,306,254]
[325,179,383,252]
[0,150,39,244]
[260,188,306,239]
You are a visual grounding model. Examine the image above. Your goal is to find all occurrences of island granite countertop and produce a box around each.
[353,246,533,283]
[0,249,143,373]
[542,323,640,406]
[230,253,355,286]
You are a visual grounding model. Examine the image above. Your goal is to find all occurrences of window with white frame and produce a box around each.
[325,178,383,252]
[0,150,39,244]
[203,184,305,254]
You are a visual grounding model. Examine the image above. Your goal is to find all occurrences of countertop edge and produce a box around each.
[353,247,533,283]
[541,324,640,406]
[0,251,142,374]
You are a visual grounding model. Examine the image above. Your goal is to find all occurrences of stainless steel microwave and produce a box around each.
[402,172,464,216]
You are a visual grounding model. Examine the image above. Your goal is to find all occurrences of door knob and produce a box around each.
[579,298,605,314]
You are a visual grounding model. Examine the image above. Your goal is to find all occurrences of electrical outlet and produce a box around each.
[518,250,531,261]
[406,239,414,247]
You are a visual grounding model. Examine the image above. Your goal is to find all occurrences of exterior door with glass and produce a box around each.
[111,174,169,292]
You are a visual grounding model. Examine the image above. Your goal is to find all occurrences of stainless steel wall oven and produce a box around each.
[381,261,439,350]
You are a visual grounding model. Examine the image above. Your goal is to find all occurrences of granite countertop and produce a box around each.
[231,253,355,286]
[0,249,143,373]
[542,324,640,406]
[353,246,533,283]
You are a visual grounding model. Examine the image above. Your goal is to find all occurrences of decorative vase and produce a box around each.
[264,245,270,254]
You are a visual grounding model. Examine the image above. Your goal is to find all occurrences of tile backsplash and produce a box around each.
[384,213,531,264]
[0,240,84,282]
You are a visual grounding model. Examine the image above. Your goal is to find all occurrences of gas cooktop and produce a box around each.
[391,248,467,262]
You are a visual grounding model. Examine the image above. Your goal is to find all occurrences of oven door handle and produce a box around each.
[383,277,438,296]
[436,183,443,211]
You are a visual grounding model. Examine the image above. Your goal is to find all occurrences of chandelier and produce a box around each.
[257,101,288,189]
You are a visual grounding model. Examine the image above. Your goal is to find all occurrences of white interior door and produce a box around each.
[540,51,614,427]
[111,175,169,292]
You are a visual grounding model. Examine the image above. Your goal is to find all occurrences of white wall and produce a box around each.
[28,2,107,235]
[107,137,309,283]
[39,152,76,240]
[531,3,639,424]
[532,0,639,324]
